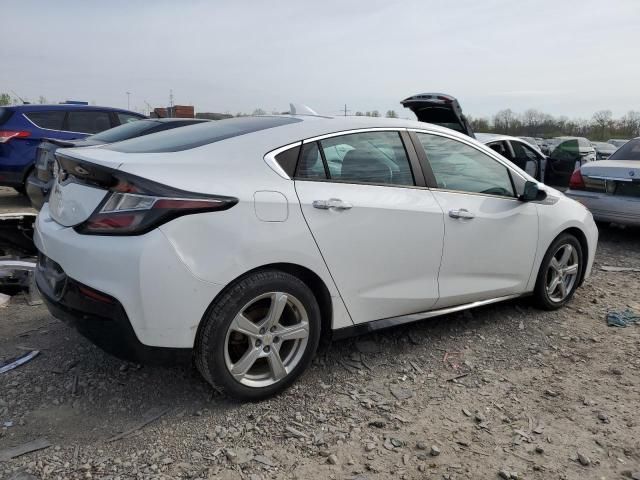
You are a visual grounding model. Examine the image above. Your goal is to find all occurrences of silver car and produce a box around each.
[566,137,640,226]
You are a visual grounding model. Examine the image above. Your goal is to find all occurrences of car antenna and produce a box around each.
[11,89,29,105]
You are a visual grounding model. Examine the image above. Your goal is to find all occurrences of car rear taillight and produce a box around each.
[76,191,236,235]
[0,130,30,143]
[569,169,586,190]
[73,172,237,235]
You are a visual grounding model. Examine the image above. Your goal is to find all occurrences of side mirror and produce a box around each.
[520,181,547,202]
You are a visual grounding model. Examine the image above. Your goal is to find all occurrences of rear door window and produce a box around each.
[310,131,415,186]
[66,111,112,134]
[486,141,511,160]
[24,111,66,130]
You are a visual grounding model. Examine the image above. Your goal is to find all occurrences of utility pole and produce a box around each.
[169,89,174,108]
[340,104,350,116]
[126,91,131,110]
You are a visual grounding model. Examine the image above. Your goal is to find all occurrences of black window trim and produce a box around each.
[409,128,524,201]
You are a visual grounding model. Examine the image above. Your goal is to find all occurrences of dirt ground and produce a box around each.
[1,188,639,480]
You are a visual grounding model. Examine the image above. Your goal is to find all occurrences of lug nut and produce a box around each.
[270,326,276,332]
[259,327,266,334]
[255,339,262,347]
[263,346,271,353]
[273,336,280,343]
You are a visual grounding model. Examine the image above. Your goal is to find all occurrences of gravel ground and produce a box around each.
[1,189,639,480]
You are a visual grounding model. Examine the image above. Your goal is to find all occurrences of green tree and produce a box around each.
[0,93,11,106]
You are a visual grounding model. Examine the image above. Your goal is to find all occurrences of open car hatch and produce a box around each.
[401,93,475,138]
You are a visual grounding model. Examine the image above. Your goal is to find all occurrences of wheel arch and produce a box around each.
[554,226,590,286]
[195,262,334,348]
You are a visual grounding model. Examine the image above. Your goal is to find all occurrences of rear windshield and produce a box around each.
[106,116,302,153]
[609,139,640,160]
[91,119,156,143]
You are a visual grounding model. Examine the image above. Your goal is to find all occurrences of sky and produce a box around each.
[2,0,638,120]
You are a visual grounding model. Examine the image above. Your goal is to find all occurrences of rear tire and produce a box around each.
[195,270,321,401]
[533,234,583,310]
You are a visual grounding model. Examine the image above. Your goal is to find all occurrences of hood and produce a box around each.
[580,160,640,180]
[400,93,475,138]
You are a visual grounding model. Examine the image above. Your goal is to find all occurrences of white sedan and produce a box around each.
[35,115,598,400]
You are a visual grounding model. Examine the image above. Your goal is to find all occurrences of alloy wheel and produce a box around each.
[545,243,579,303]
[223,292,310,388]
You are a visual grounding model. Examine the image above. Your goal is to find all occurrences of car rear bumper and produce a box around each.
[36,254,190,364]
[566,190,640,226]
[34,204,225,349]
[26,174,49,210]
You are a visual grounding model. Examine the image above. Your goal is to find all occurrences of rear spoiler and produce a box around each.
[41,138,76,148]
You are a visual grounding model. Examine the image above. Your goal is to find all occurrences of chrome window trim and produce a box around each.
[263,141,302,180]
[586,175,633,183]
[302,127,406,144]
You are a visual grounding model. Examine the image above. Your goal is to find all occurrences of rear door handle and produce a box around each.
[313,198,353,210]
[448,208,475,219]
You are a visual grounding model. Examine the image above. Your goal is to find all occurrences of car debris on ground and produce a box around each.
[606,309,640,327]
[0,350,39,374]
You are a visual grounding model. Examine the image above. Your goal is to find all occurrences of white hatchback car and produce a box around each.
[35,115,598,400]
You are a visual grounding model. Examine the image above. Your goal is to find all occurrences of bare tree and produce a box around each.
[385,110,398,118]
[592,110,612,139]
[252,108,266,116]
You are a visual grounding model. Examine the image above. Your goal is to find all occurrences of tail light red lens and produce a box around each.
[77,192,237,235]
[569,169,586,190]
[0,130,30,143]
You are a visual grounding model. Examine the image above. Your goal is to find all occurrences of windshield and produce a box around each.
[91,119,156,143]
[609,139,640,160]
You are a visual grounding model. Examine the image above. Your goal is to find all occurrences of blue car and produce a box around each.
[0,103,145,192]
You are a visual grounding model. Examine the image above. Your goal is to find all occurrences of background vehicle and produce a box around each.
[544,137,596,189]
[35,115,597,400]
[401,93,475,137]
[0,104,144,193]
[519,136,543,153]
[591,141,617,160]
[477,133,546,181]
[566,137,640,226]
[26,118,209,210]
[608,139,629,148]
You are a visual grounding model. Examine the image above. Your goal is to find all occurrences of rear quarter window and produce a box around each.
[24,111,66,130]
[106,116,302,153]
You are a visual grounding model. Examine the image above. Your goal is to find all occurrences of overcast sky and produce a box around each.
[2,0,638,119]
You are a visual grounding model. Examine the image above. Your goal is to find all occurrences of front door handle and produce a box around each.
[313,198,353,210]
[449,208,475,219]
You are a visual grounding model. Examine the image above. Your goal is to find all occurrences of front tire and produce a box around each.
[533,234,583,310]
[195,270,321,401]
